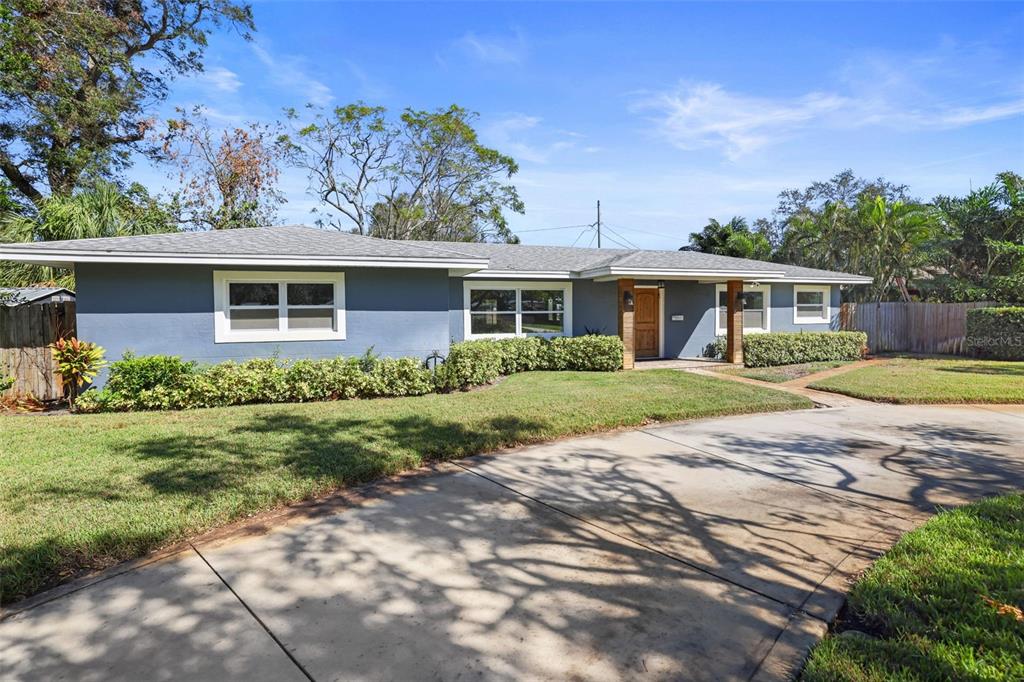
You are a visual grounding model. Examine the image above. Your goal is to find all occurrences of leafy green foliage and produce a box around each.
[965,307,1024,361]
[703,332,867,367]
[434,336,624,390]
[50,337,106,405]
[803,494,1024,681]
[0,374,14,392]
[0,181,175,287]
[0,0,254,203]
[284,102,524,242]
[686,216,772,260]
[741,332,867,368]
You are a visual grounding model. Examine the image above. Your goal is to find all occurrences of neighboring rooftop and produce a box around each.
[0,287,75,306]
[0,225,872,282]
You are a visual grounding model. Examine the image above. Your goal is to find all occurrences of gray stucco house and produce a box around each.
[0,225,870,383]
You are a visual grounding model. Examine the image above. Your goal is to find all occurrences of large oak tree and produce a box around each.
[0,0,254,204]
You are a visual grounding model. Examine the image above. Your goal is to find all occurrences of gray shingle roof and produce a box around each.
[1,225,482,261]
[0,224,871,282]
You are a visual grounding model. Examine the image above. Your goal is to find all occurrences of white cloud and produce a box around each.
[457,30,527,64]
[251,43,333,106]
[634,43,1024,160]
[483,113,578,164]
[344,60,390,101]
[632,82,847,159]
[194,66,242,93]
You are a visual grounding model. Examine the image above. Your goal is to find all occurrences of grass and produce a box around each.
[808,357,1024,404]
[803,493,1024,682]
[718,360,851,383]
[0,369,809,604]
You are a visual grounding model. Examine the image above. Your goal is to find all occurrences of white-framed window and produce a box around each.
[213,271,346,343]
[793,285,831,325]
[463,281,573,339]
[715,283,771,335]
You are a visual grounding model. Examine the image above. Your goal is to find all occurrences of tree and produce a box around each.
[286,103,524,242]
[162,107,290,230]
[684,217,772,260]
[0,181,175,287]
[0,0,254,204]
[929,172,1024,303]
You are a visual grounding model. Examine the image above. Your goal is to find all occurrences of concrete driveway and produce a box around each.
[2,404,1023,681]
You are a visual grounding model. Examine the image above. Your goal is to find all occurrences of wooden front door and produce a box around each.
[634,288,660,358]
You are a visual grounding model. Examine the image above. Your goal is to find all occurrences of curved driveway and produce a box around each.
[3,404,1023,681]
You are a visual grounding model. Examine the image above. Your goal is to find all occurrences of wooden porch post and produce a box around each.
[725,279,744,365]
[618,278,636,369]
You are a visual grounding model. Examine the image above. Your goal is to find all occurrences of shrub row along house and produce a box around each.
[0,225,870,383]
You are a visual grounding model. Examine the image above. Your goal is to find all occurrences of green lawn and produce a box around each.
[809,358,1024,404]
[803,493,1024,682]
[718,360,851,383]
[0,370,809,604]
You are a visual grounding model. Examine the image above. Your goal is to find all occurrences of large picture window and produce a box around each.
[464,282,572,338]
[793,285,831,324]
[214,271,346,343]
[715,283,771,335]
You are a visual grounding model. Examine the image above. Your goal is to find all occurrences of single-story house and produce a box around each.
[0,225,870,384]
[0,286,75,306]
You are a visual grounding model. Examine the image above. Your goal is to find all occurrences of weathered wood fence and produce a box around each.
[0,301,76,401]
[839,301,994,355]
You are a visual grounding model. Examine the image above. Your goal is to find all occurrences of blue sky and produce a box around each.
[138,1,1024,249]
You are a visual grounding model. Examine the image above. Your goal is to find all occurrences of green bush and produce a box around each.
[437,335,623,390]
[966,307,1024,360]
[361,357,434,397]
[742,331,867,367]
[105,352,196,395]
[76,335,624,412]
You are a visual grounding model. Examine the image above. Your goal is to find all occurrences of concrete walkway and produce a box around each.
[685,365,872,408]
[3,405,1023,681]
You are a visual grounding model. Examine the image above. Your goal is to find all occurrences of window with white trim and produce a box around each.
[214,271,346,343]
[715,283,771,334]
[793,285,831,325]
[464,282,572,338]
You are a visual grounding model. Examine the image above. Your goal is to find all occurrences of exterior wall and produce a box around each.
[661,281,841,358]
[77,263,451,385]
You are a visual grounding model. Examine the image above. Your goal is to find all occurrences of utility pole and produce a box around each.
[596,200,602,248]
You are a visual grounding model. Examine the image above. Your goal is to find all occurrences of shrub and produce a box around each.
[50,338,106,405]
[106,352,196,396]
[0,375,13,392]
[285,357,364,402]
[542,335,624,371]
[966,307,1024,360]
[361,357,434,397]
[703,336,727,360]
[742,331,867,367]
[433,340,504,391]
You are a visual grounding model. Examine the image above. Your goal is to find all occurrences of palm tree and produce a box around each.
[0,183,174,287]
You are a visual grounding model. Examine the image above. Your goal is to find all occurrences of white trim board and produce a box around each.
[793,284,832,325]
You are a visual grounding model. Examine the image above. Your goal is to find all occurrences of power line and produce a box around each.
[600,223,642,250]
[570,224,594,247]
[513,224,593,233]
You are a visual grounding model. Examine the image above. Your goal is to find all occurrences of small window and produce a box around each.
[716,284,770,334]
[793,285,830,324]
[214,271,345,343]
[464,282,572,338]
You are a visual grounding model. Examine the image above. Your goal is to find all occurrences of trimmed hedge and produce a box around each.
[77,335,624,412]
[703,331,867,367]
[966,307,1024,360]
[434,335,624,390]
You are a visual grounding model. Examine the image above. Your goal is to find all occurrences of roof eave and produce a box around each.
[580,266,789,281]
[0,248,490,270]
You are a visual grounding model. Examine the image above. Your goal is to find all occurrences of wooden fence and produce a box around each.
[0,301,76,401]
[839,301,994,355]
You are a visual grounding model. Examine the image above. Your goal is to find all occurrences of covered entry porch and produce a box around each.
[614,278,748,369]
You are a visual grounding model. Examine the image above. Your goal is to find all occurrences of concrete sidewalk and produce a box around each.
[3,404,1023,681]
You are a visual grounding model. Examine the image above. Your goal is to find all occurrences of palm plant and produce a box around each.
[0,183,174,288]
